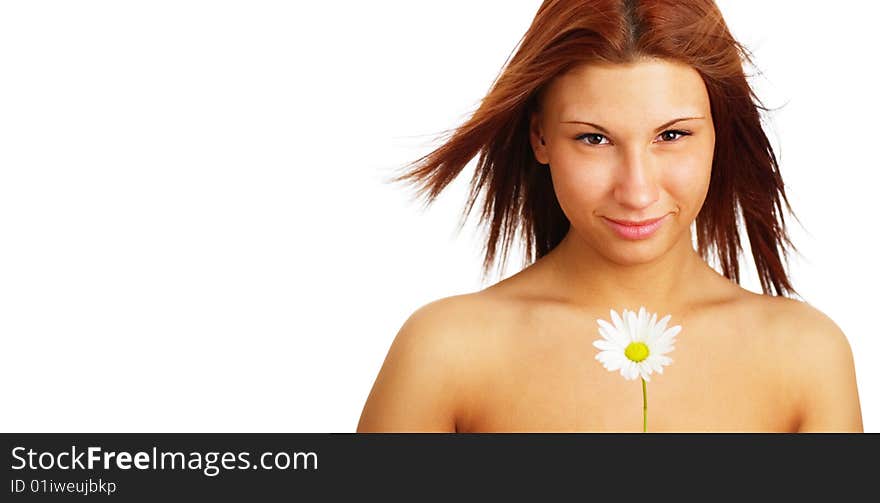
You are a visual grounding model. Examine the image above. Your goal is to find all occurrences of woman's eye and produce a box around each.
[575,129,692,146]
[576,133,609,145]
[658,129,691,142]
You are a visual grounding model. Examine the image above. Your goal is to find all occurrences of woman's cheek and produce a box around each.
[552,165,609,219]
[665,158,711,211]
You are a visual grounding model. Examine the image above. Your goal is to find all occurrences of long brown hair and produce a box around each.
[385,0,802,298]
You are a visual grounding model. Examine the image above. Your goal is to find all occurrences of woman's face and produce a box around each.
[530,58,715,265]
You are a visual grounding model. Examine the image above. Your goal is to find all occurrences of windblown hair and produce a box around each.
[386,0,802,298]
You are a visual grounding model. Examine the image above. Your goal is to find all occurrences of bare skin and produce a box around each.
[357,58,863,433]
[357,264,862,432]
[454,255,801,432]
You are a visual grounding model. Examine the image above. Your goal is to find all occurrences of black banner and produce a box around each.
[2,433,874,499]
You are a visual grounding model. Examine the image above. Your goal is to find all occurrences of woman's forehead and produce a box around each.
[546,59,710,116]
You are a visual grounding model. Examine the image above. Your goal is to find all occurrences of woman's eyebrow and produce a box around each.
[560,116,706,134]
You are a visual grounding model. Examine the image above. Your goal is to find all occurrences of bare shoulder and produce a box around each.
[408,292,501,326]
[356,293,496,432]
[753,294,863,432]
[394,293,506,350]
[397,291,512,373]
[758,295,851,352]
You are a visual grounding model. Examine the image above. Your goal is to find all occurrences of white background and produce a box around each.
[1,1,876,432]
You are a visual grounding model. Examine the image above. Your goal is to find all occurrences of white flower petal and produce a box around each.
[592,339,617,351]
[624,315,638,344]
[604,358,624,372]
[638,307,648,341]
[610,309,625,333]
[663,325,682,340]
[655,314,671,335]
[596,326,614,344]
[624,360,638,380]
[653,344,675,355]
[654,324,681,347]
[631,362,642,381]
[597,319,628,347]
[651,345,669,356]
[644,323,661,346]
[596,352,626,372]
[626,310,638,337]
[595,351,613,363]
[596,319,615,337]
[647,356,664,374]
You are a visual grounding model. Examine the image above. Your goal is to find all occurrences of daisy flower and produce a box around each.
[592,306,682,432]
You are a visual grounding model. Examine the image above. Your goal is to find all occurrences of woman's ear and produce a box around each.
[529,112,549,165]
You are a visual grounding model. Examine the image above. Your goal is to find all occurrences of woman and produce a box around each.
[357,0,863,432]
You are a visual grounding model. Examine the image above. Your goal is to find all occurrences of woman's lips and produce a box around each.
[602,214,669,240]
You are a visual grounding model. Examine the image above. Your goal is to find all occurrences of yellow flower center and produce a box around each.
[624,342,650,362]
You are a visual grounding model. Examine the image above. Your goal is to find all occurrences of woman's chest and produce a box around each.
[459,304,800,432]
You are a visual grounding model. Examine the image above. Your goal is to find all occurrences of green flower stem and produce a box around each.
[642,378,648,433]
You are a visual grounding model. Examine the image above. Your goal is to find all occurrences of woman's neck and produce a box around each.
[541,227,724,314]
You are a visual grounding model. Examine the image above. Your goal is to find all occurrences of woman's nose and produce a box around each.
[613,149,660,210]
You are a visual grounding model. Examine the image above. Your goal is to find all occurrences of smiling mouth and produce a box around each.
[603,215,667,226]
[601,213,671,241]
